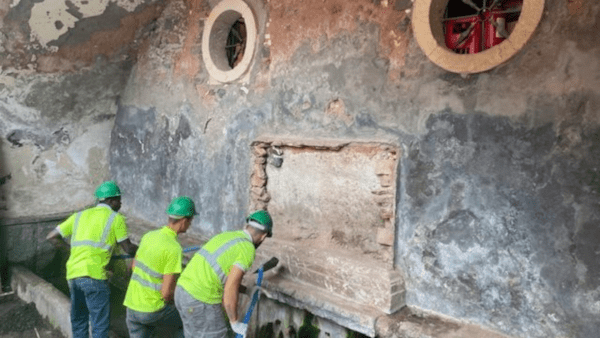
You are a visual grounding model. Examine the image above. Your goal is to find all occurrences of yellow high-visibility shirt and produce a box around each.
[177,230,255,304]
[58,204,129,280]
[123,226,182,313]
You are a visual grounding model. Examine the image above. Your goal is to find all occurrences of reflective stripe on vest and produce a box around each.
[197,237,251,285]
[71,210,117,251]
[131,273,161,291]
[131,253,165,292]
[134,260,164,279]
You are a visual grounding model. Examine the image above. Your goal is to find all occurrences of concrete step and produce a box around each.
[9,266,71,338]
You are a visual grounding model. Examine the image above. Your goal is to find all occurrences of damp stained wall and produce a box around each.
[0,0,164,217]
[108,0,600,336]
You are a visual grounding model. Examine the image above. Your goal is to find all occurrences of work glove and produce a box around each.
[230,321,248,337]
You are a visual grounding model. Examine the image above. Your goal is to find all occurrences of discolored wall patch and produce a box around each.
[267,0,410,70]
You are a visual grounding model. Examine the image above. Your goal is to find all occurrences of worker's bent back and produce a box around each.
[58,204,128,280]
[177,230,255,304]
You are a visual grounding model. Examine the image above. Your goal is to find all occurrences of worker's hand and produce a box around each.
[230,321,248,337]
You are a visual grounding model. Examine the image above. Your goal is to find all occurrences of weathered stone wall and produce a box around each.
[0,0,164,217]
[109,0,600,336]
[2,215,68,275]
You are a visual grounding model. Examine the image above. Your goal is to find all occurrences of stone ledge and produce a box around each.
[10,265,72,338]
[374,306,514,338]
[246,239,406,337]
[242,271,514,338]
[252,135,400,150]
[260,275,384,337]
[0,211,75,226]
[255,239,405,314]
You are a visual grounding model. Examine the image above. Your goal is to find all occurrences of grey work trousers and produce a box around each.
[174,285,231,338]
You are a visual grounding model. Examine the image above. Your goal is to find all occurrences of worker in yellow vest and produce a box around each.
[123,196,198,338]
[46,180,138,338]
[174,210,273,338]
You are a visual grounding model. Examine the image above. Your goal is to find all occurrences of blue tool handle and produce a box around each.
[111,245,200,260]
[236,267,264,338]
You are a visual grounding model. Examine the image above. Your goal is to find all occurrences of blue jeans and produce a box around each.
[126,305,184,338]
[68,277,111,338]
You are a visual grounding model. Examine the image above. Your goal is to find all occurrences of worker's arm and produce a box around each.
[223,265,245,323]
[118,239,138,257]
[45,228,70,253]
[161,273,178,303]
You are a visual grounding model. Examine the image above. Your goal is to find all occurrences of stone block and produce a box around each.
[371,188,394,195]
[252,146,268,156]
[381,248,394,264]
[255,240,405,315]
[254,163,267,178]
[258,191,271,202]
[251,186,265,196]
[251,186,270,202]
[378,174,393,187]
[259,276,380,336]
[252,200,268,210]
[374,194,394,207]
[377,227,394,246]
[375,160,395,176]
[250,173,266,187]
[380,207,394,219]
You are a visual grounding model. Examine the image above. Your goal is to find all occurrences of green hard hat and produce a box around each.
[166,196,198,218]
[246,210,273,237]
[95,181,121,200]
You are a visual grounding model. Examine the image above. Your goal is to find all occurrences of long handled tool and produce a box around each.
[236,257,279,338]
[0,290,14,297]
[111,245,200,260]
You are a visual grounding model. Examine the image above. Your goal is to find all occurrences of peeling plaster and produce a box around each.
[66,120,112,170]
[29,0,79,47]
[28,0,147,47]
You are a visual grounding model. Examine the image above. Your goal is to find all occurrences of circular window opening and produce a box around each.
[443,0,522,54]
[412,0,544,74]
[202,0,257,83]
[226,18,247,68]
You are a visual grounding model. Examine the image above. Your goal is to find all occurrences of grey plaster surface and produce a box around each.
[107,0,600,335]
[399,112,600,337]
[0,61,133,218]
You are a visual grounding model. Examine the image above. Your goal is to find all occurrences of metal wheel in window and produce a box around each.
[443,0,522,54]
[412,0,544,74]
[202,0,257,83]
